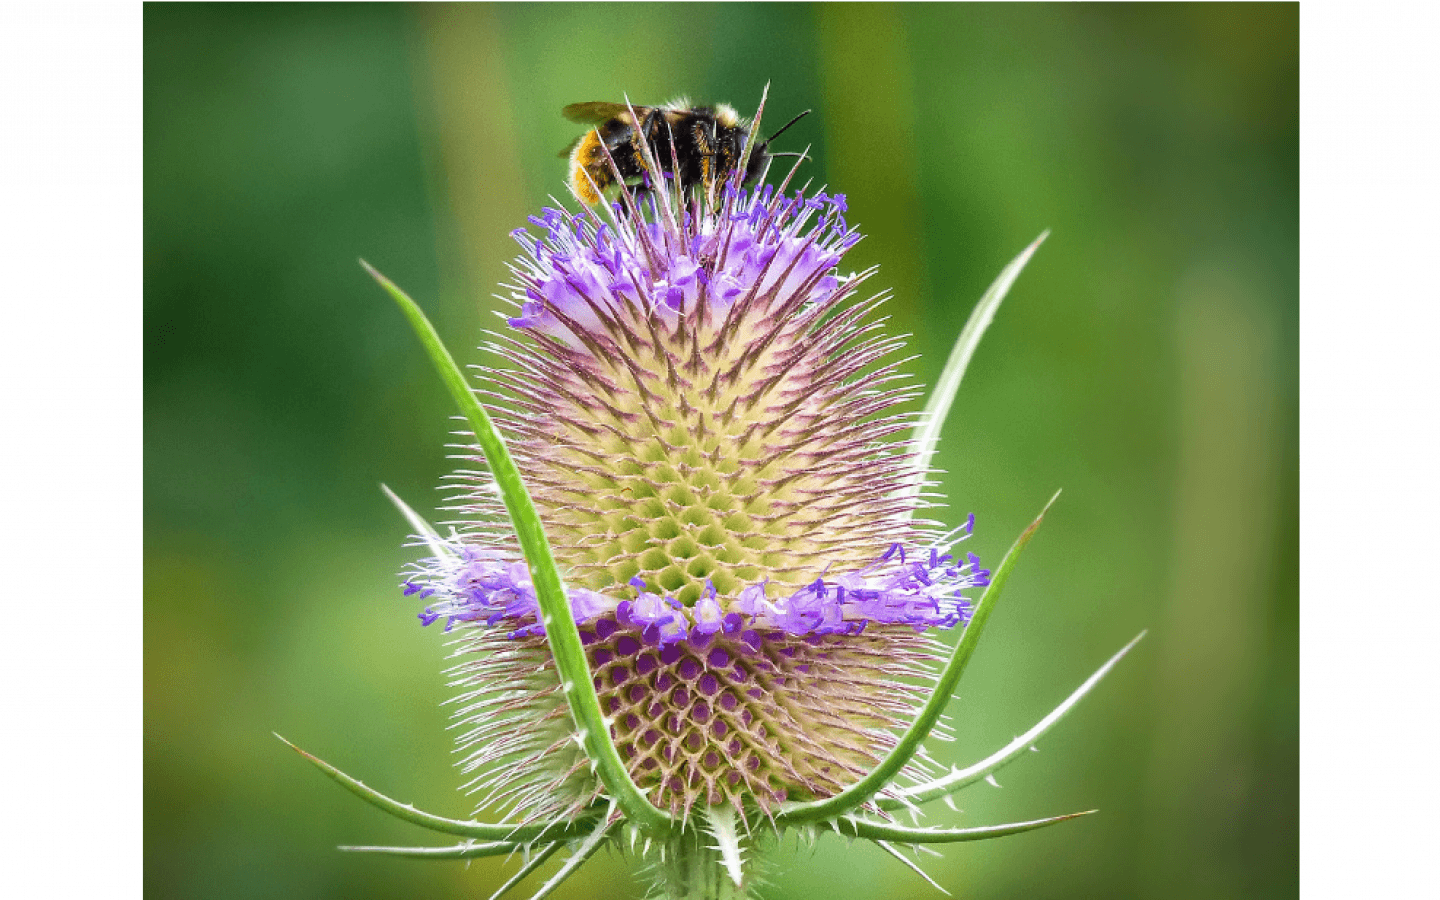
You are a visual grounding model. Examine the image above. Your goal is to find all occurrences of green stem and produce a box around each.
[650,830,756,900]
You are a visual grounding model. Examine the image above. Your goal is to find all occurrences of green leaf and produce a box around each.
[880,631,1147,810]
[839,809,1095,844]
[276,734,595,843]
[364,262,673,834]
[902,234,1048,514]
[775,491,1060,825]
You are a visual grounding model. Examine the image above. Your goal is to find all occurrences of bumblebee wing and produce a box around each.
[562,102,637,124]
[558,134,583,158]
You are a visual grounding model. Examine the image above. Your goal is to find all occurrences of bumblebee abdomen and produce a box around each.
[569,130,613,206]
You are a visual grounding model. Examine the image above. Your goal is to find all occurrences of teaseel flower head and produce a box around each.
[284,88,1141,900]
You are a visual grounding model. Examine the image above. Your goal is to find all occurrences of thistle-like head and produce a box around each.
[408,163,990,825]
[293,90,1137,900]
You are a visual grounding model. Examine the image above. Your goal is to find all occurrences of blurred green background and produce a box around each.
[144,4,1296,899]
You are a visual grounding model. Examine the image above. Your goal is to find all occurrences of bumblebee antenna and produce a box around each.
[758,109,812,149]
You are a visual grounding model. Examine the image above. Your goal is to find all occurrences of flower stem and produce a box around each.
[651,830,755,900]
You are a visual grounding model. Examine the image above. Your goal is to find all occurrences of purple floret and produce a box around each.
[502,184,853,350]
[402,529,986,647]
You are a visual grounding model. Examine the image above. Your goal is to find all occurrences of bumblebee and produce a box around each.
[561,99,809,206]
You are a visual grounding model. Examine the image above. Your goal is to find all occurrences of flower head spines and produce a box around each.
[411,175,991,828]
